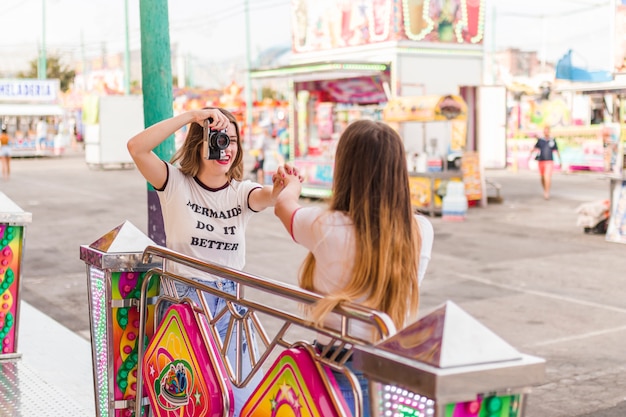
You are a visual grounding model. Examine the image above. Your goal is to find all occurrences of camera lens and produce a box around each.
[210,130,230,150]
[215,133,230,149]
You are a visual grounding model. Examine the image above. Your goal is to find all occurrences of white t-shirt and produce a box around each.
[157,162,262,281]
[36,120,47,139]
[291,206,434,341]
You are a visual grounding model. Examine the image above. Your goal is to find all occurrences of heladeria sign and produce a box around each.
[0,79,60,102]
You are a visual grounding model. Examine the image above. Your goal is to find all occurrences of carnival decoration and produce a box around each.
[143,303,233,417]
[291,0,485,53]
[0,193,31,358]
[353,301,544,417]
[80,220,160,417]
[240,344,350,416]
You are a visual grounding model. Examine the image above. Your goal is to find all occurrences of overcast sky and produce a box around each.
[0,0,616,75]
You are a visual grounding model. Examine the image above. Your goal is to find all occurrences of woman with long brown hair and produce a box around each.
[273,119,434,416]
[128,107,294,416]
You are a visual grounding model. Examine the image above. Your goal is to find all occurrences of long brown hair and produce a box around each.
[300,120,421,330]
[171,107,244,181]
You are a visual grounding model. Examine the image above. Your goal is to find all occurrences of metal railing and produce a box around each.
[133,244,397,417]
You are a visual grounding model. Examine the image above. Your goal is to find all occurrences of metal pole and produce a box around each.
[244,0,253,148]
[139,0,174,246]
[541,15,548,73]
[187,53,193,87]
[124,0,131,94]
[609,0,617,73]
[81,31,87,90]
[491,4,496,84]
[38,0,47,79]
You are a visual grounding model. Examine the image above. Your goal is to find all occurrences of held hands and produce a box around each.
[273,164,304,187]
[272,163,304,199]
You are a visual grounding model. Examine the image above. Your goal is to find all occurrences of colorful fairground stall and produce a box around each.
[384,94,485,215]
[552,79,626,244]
[0,78,65,157]
[251,0,487,199]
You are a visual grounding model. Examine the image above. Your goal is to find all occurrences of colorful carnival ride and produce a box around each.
[80,221,545,417]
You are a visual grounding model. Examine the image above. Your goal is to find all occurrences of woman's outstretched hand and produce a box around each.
[271,163,304,201]
[273,163,304,187]
[273,164,305,232]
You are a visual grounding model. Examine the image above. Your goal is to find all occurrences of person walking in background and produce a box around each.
[272,119,434,416]
[127,107,299,416]
[35,118,48,152]
[0,127,11,180]
[529,125,562,200]
[251,125,275,184]
[276,119,290,162]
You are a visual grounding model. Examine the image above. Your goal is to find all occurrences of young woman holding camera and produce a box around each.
[127,107,291,416]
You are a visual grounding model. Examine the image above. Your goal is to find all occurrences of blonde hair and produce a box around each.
[171,107,244,181]
[299,120,421,330]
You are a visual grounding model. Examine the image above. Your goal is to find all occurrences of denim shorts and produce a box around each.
[329,361,370,416]
[159,278,263,417]
[316,342,370,417]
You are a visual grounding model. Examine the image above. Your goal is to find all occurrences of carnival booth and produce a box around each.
[251,0,487,199]
[552,80,626,243]
[384,94,483,216]
[0,79,65,157]
[286,63,390,198]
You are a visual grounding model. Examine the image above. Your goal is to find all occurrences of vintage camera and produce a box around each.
[203,118,230,160]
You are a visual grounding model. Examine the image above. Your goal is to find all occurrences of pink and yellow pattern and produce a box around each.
[0,224,23,355]
[143,303,233,417]
[241,346,350,417]
[110,271,158,417]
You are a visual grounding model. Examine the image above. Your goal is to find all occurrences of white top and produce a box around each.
[291,206,434,342]
[157,162,261,281]
[36,120,47,138]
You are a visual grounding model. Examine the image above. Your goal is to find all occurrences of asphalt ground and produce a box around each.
[1,149,625,417]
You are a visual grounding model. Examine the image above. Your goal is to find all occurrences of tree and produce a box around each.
[17,54,76,92]
[261,86,285,101]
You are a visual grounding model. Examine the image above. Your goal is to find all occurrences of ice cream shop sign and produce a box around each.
[0,79,59,102]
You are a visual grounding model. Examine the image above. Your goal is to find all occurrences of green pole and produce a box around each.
[491,5,496,84]
[81,31,87,85]
[124,0,131,94]
[244,0,253,146]
[139,0,174,245]
[38,0,47,79]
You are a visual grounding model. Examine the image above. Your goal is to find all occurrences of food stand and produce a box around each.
[251,0,487,199]
[0,78,65,157]
[384,94,483,215]
[553,80,626,242]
